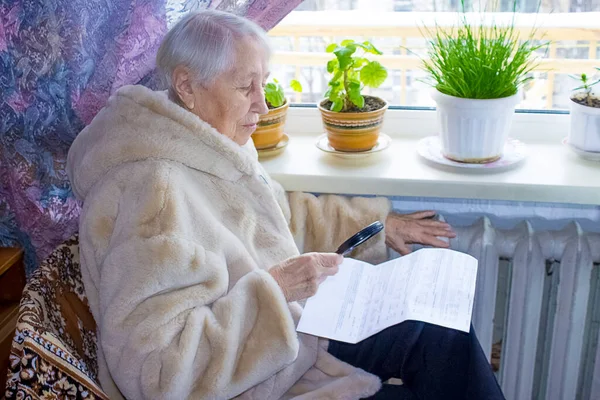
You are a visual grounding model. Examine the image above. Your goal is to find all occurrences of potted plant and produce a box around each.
[568,70,600,153]
[421,11,546,163]
[252,78,302,150]
[319,39,389,152]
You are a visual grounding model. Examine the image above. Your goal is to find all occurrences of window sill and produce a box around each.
[260,108,600,206]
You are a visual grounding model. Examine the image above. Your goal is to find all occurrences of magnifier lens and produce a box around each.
[336,221,384,256]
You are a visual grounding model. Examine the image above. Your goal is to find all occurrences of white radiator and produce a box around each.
[450,218,600,400]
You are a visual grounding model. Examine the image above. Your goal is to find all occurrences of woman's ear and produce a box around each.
[172,66,196,110]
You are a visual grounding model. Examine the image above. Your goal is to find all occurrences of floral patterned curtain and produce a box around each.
[0,0,303,274]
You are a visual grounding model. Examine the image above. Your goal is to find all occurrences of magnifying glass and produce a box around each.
[335,221,384,257]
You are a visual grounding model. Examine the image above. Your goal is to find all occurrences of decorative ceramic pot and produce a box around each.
[318,96,388,152]
[432,89,520,163]
[252,100,289,150]
[569,94,600,152]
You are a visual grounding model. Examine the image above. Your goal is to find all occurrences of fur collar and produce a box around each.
[67,85,259,200]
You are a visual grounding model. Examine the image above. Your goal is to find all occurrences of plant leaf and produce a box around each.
[334,45,356,70]
[360,61,388,88]
[327,58,339,73]
[349,79,361,90]
[264,82,285,107]
[328,70,343,86]
[331,98,344,112]
[341,39,355,46]
[328,88,343,101]
[348,90,364,109]
[290,79,303,92]
[326,43,337,53]
[353,57,369,68]
[357,41,383,55]
[334,44,354,55]
[368,42,383,55]
[588,79,600,87]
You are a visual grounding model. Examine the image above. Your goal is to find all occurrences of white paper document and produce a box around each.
[297,248,478,344]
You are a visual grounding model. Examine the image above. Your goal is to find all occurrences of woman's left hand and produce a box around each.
[385,211,456,255]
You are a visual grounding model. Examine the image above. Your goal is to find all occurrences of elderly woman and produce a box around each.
[67,10,504,400]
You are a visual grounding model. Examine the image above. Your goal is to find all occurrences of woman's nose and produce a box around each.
[254,90,269,115]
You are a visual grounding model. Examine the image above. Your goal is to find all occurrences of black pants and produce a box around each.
[327,321,505,400]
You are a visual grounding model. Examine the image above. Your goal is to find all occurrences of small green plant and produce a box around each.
[421,7,547,100]
[264,79,302,108]
[324,39,388,112]
[570,69,600,105]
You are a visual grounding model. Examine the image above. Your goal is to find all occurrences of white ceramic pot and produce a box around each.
[569,96,600,152]
[432,89,520,163]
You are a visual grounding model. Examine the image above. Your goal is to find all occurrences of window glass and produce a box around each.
[269,0,600,110]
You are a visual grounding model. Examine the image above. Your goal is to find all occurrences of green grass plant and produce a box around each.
[421,6,548,100]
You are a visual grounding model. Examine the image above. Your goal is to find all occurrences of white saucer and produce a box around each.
[257,134,289,159]
[315,133,391,159]
[562,137,600,162]
[417,136,527,170]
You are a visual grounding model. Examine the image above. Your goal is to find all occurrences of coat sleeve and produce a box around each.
[84,166,299,400]
[269,180,391,265]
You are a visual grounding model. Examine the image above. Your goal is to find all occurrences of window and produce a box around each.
[269,0,600,111]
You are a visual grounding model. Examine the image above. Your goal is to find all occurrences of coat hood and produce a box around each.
[67,85,259,200]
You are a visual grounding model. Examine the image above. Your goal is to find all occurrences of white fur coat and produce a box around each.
[67,85,391,400]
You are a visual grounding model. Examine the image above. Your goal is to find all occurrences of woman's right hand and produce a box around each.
[269,253,343,302]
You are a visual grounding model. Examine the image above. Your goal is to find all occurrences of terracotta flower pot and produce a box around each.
[318,97,388,152]
[252,100,289,150]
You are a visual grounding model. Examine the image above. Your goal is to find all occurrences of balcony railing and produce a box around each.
[269,11,600,109]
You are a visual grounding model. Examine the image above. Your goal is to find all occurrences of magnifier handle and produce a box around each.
[336,247,353,257]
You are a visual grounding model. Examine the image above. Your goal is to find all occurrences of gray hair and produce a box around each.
[156,10,271,93]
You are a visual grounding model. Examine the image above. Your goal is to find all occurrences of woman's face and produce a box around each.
[178,37,270,146]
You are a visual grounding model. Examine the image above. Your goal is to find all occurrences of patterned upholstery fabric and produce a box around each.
[4,234,108,399]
